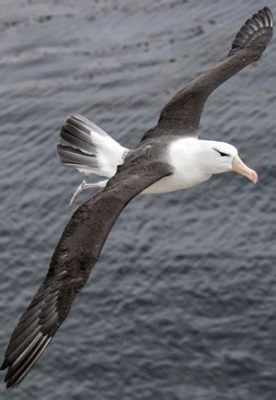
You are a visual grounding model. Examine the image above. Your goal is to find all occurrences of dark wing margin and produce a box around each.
[157,7,273,134]
[1,159,172,389]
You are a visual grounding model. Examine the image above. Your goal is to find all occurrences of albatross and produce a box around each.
[2,7,273,388]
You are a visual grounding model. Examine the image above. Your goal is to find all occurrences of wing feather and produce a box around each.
[155,7,273,136]
[2,158,172,388]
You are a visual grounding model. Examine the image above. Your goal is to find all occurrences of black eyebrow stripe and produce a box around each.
[213,148,229,157]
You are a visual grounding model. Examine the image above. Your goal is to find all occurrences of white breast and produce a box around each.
[143,137,212,194]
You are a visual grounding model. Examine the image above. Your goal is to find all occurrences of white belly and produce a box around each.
[144,137,212,194]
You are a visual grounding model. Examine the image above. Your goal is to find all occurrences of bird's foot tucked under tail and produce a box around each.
[69,179,107,208]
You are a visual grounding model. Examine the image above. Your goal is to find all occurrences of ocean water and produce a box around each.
[0,0,276,399]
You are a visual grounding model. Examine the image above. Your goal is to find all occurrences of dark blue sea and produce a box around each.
[1,0,276,399]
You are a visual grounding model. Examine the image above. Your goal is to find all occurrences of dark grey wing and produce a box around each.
[1,159,172,389]
[156,7,273,135]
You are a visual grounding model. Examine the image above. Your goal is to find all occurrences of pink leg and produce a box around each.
[69,179,108,208]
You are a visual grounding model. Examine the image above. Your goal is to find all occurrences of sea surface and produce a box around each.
[0,0,276,399]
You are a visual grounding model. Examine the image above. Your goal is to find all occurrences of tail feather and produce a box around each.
[57,114,128,178]
[70,114,111,138]
[57,145,98,169]
[60,125,96,154]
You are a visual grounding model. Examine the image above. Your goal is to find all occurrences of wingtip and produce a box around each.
[263,6,273,18]
[6,381,17,390]
[5,372,20,389]
[229,6,273,57]
[2,334,52,389]
[260,6,274,27]
[1,358,8,371]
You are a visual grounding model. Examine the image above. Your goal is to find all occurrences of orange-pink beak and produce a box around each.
[232,155,258,184]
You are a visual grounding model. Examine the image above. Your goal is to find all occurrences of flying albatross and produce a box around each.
[2,7,273,388]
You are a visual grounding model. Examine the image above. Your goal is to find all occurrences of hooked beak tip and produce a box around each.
[250,170,258,184]
[232,155,258,184]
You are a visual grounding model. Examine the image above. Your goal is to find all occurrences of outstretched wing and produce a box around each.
[156,7,273,136]
[1,158,172,388]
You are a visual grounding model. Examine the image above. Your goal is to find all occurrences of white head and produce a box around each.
[198,140,258,183]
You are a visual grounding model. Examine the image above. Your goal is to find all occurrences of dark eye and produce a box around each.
[214,148,229,157]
